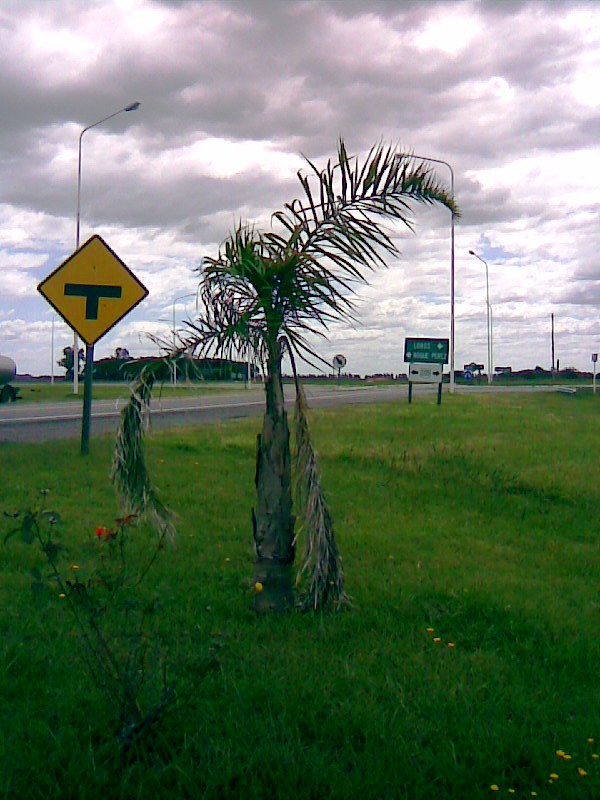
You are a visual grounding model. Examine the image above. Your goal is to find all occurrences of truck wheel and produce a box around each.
[0,384,16,403]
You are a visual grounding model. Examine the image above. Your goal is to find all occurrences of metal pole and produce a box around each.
[551,312,555,377]
[74,102,140,395]
[489,304,494,383]
[80,344,94,455]
[406,154,455,394]
[51,317,55,384]
[172,292,197,387]
[486,269,491,385]
[172,297,177,387]
[469,251,492,385]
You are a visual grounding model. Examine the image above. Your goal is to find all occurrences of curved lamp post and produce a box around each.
[469,250,493,384]
[172,292,198,386]
[398,153,455,393]
[73,101,141,394]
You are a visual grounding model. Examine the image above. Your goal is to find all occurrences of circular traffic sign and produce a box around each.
[333,354,347,369]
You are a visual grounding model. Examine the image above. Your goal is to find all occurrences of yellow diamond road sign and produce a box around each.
[38,235,149,346]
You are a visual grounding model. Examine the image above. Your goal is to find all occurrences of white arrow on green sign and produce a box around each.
[404,337,449,364]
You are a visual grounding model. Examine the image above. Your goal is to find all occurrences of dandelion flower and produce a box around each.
[69,564,80,571]
[433,637,441,643]
[563,754,572,761]
[490,786,499,792]
[587,738,594,745]
[58,593,66,599]
[254,582,263,592]
[426,627,434,633]
[447,642,455,648]
[592,754,599,760]
[531,793,538,797]
[578,768,587,777]
[550,773,559,780]
[556,750,565,757]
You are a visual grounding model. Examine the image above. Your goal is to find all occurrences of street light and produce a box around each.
[72,101,141,394]
[469,250,493,385]
[172,292,198,386]
[397,153,456,393]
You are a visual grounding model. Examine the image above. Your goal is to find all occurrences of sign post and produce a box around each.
[592,353,597,395]
[404,338,449,405]
[332,354,347,386]
[38,235,148,454]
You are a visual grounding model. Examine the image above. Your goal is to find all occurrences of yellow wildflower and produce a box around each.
[69,564,80,571]
[592,754,599,760]
[433,637,441,643]
[578,768,587,777]
[531,793,538,797]
[490,786,499,792]
[508,791,515,795]
[426,627,434,633]
[254,582,263,592]
[58,593,66,599]
[556,750,565,757]
[550,773,558,780]
[587,738,594,744]
[447,642,455,648]
[563,754,572,761]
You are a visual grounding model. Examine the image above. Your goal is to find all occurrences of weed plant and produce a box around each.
[1,393,599,799]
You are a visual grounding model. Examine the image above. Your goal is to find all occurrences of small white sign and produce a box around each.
[408,362,443,384]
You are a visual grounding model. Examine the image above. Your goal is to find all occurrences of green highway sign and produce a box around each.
[404,337,449,364]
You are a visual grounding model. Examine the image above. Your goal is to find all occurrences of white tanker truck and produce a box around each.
[0,355,18,403]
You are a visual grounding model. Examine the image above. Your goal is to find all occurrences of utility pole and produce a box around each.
[551,313,555,379]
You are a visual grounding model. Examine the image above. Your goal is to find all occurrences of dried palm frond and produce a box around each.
[111,361,175,540]
[291,361,350,612]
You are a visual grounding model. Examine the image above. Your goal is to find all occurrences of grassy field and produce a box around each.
[11,380,247,404]
[1,392,599,799]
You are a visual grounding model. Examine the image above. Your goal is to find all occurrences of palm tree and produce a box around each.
[177,140,457,613]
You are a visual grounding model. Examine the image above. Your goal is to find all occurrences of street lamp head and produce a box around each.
[125,102,141,112]
[468,249,476,255]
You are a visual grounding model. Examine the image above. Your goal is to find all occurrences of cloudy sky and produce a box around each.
[1,0,599,378]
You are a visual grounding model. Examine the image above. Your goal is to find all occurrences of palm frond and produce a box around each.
[186,139,458,373]
[111,361,175,539]
[275,140,457,279]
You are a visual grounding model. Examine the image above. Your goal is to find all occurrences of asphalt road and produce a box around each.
[0,382,562,445]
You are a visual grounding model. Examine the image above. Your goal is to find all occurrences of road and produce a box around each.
[0,382,563,445]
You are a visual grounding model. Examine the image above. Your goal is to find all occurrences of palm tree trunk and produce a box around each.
[251,341,295,613]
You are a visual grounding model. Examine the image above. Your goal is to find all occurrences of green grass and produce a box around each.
[12,380,251,404]
[1,393,600,799]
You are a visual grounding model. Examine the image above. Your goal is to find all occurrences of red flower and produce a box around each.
[95,526,113,541]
